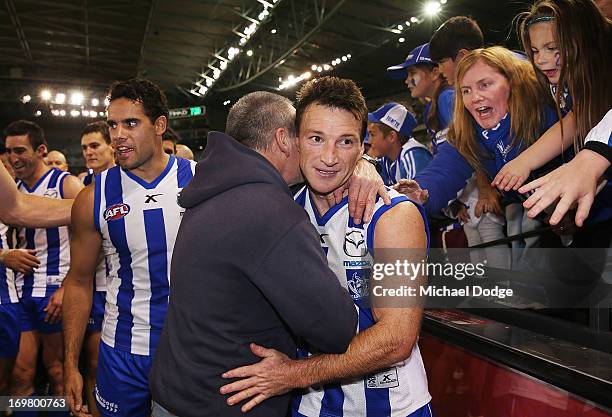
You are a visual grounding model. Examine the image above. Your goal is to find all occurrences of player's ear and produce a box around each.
[36,144,48,158]
[154,116,168,137]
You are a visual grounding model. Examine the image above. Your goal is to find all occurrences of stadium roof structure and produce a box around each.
[0,0,528,122]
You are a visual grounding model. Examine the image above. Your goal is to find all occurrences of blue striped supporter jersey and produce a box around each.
[93,156,195,356]
[380,139,432,186]
[16,169,71,298]
[293,186,431,417]
[0,222,19,304]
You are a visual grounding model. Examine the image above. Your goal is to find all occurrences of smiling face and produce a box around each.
[81,132,115,173]
[460,60,510,130]
[528,21,561,85]
[107,97,162,171]
[299,103,363,197]
[5,134,46,182]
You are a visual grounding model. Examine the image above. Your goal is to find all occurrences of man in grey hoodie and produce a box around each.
[150,92,365,417]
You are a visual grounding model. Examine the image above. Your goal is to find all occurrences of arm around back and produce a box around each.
[252,218,357,354]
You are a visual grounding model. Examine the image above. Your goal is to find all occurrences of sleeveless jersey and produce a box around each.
[381,139,432,185]
[0,222,19,304]
[293,186,432,417]
[94,156,195,356]
[16,168,71,298]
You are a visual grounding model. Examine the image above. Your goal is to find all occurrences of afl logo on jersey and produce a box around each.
[104,203,131,222]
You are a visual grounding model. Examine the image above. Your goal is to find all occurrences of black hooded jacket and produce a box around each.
[150,132,357,417]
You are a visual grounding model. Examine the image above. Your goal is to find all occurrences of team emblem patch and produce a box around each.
[44,189,59,198]
[346,269,369,300]
[104,203,131,221]
[344,229,367,257]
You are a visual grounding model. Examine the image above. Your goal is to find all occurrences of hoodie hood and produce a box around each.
[179,131,290,209]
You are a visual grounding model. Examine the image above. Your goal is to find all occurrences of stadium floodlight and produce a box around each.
[424,2,441,16]
[70,92,84,105]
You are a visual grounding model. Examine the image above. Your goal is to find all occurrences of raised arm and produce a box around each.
[493,111,576,191]
[0,163,73,228]
[519,109,611,226]
[61,185,102,416]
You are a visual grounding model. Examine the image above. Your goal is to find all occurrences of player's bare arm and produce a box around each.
[62,184,102,416]
[0,163,73,228]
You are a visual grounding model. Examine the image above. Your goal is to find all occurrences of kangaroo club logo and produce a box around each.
[104,203,131,221]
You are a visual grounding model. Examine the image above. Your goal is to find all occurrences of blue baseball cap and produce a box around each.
[368,102,417,137]
[387,43,435,79]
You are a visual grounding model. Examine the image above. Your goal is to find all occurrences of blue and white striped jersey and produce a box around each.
[85,170,108,292]
[585,109,612,148]
[94,156,195,356]
[0,222,19,305]
[16,168,71,298]
[293,186,431,417]
[381,139,432,185]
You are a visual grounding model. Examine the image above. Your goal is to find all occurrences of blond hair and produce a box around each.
[448,46,548,174]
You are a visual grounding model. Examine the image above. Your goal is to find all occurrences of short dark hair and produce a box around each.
[162,127,181,146]
[295,77,368,142]
[81,121,111,144]
[226,91,295,151]
[429,16,484,62]
[3,120,47,150]
[107,78,169,124]
[373,123,410,146]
